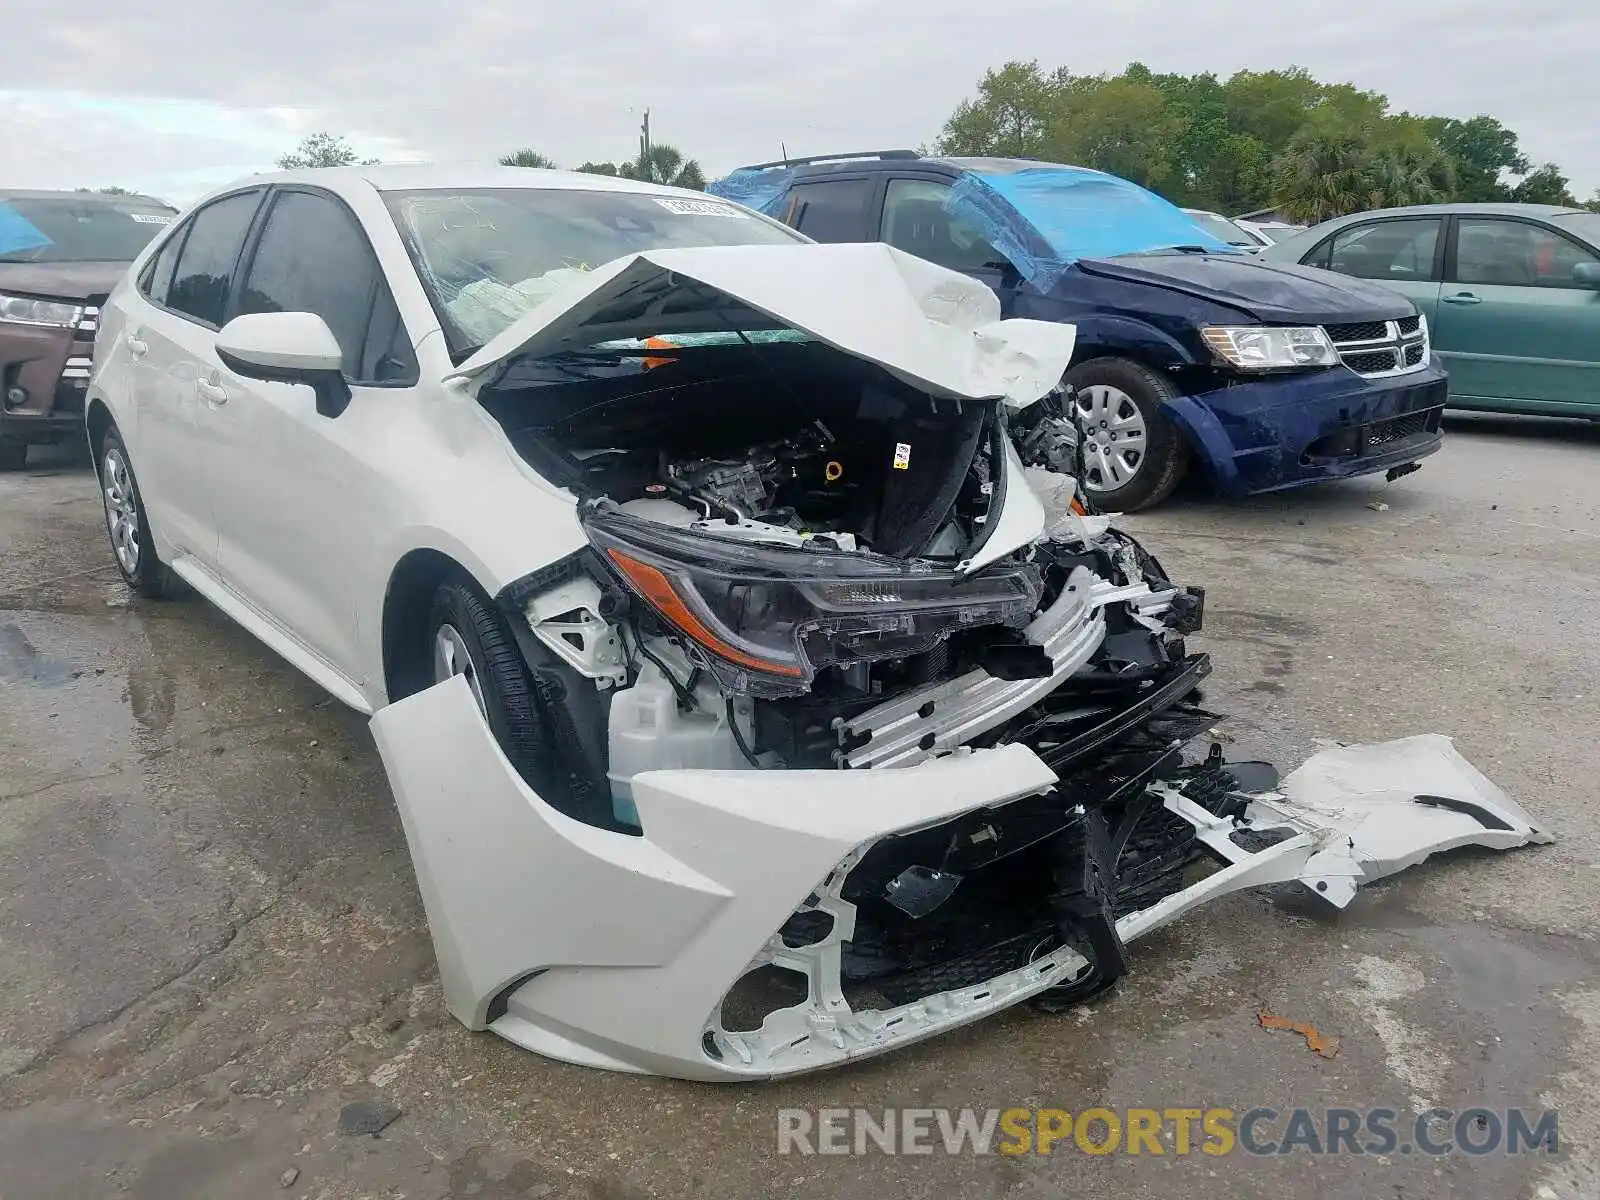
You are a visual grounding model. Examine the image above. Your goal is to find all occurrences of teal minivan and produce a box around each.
[1263,203,1600,418]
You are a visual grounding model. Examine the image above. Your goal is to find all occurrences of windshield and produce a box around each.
[384,187,806,351]
[947,163,1242,277]
[1186,212,1260,246]
[0,196,175,263]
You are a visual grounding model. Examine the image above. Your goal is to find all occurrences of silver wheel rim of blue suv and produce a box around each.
[1075,385,1148,492]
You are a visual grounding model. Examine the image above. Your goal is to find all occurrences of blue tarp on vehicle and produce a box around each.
[706,167,794,217]
[945,164,1238,292]
[709,160,1239,293]
[0,204,53,257]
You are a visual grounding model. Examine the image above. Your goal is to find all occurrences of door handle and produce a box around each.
[196,378,229,405]
[1442,292,1483,305]
[125,333,148,358]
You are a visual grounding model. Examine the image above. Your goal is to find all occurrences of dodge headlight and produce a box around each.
[0,293,83,329]
[1203,325,1337,371]
[585,511,1042,696]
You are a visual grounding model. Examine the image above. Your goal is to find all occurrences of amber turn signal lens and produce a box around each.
[605,547,806,678]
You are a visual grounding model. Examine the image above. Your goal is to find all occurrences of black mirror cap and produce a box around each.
[1572,262,1600,288]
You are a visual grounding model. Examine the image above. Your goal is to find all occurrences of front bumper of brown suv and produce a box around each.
[0,300,99,465]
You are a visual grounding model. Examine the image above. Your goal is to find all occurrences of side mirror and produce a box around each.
[1573,262,1600,289]
[215,311,352,417]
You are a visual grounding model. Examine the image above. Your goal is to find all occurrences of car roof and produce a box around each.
[0,188,174,208]
[1315,201,1589,221]
[184,164,716,212]
[749,152,1112,179]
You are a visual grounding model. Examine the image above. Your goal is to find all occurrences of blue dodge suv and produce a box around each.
[710,152,1446,510]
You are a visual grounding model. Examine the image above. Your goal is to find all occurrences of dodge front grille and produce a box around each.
[1325,317,1430,379]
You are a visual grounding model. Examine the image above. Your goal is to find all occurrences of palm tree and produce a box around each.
[498,149,556,168]
[1374,143,1454,208]
[1270,128,1378,223]
[618,143,706,191]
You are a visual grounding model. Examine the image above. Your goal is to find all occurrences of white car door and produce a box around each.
[203,186,420,691]
[122,189,264,566]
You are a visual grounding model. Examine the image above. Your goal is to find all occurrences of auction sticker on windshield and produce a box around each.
[651,197,748,217]
[129,213,173,224]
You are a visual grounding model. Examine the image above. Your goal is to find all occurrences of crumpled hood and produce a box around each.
[1075,253,1416,325]
[448,242,1077,408]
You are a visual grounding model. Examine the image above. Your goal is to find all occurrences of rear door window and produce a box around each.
[1455,219,1595,288]
[1306,218,1442,282]
[166,191,262,327]
[140,226,187,307]
[236,190,415,383]
[781,179,875,241]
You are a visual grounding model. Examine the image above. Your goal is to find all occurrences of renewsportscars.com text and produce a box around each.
[776,1106,1560,1157]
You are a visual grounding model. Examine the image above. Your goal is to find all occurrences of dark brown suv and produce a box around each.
[0,189,178,469]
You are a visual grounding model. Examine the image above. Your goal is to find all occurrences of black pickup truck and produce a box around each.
[709,152,1447,510]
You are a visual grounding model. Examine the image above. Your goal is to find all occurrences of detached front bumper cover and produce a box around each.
[372,677,1549,1081]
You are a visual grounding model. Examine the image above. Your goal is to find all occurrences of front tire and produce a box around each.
[1063,358,1189,511]
[427,577,550,784]
[99,429,172,598]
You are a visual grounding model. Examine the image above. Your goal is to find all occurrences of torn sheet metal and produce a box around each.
[447,242,1078,410]
[373,679,1549,1082]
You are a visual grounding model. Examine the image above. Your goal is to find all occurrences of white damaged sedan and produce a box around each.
[87,166,1549,1080]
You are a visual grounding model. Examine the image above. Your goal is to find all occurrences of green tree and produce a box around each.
[1052,74,1188,193]
[277,132,378,169]
[498,148,556,168]
[1271,121,1453,221]
[936,60,1063,157]
[1421,115,1527,202]
[1221,68,1325,149]
[935,59,1579,219]
[576,161,620,176]
[1584,189,1600,214]
[1510,163,1578,206]
[1270,125,1378,221]
[618,143,706,190]
[98,185,134,195]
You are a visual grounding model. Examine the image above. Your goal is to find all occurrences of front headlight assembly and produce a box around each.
[1202,325,1337,371]
[585,511,1043,697]
[0,292,83,329]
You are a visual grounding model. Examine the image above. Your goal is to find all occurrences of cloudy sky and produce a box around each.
[3,0,1596,206]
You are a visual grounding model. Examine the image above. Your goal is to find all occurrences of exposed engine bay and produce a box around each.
[378,250,1550,1081]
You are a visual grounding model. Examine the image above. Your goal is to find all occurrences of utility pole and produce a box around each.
[639,108,651,174]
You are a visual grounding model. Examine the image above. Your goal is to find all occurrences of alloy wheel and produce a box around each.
[102,447,141,575]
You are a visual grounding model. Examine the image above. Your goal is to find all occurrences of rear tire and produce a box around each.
[99,428,172,598]
[1063,358,1189,512]
[427,577,551,785]
[0,440,27,471]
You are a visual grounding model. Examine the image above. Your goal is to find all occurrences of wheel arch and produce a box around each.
[85,397,115,463]
[381,547,483,705]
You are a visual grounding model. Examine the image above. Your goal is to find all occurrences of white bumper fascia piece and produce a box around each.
[372,681,1550,1082]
